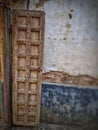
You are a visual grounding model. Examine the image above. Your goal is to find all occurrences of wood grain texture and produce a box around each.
[12,10,45,126]
[0,7,3,81]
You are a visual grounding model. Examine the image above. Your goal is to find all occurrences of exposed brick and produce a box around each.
[42,71,98,86]
[42,71,65,83]
[79,76,96,86]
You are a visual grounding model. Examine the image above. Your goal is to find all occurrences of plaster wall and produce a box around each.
[43,0,98,78]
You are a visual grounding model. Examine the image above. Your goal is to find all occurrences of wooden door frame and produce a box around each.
[0,3,12,126]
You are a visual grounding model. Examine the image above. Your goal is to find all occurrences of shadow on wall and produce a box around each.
[41,83,98,128]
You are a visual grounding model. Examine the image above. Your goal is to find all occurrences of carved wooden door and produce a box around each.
[12,10,44,126]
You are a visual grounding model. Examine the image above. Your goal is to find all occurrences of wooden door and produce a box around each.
[12,10,44,126]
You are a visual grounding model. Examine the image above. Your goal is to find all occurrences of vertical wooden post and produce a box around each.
[0,7,4,118]
[0,7,4,84]
[0,1,12,126]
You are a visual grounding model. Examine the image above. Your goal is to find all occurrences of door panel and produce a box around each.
[12,10,44,126]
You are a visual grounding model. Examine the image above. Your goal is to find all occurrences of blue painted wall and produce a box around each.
[41,83,98,126]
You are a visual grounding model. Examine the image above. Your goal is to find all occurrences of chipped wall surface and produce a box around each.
[42,71,98,86]
[41,83,98,127]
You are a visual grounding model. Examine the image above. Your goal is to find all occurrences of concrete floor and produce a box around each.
[0,119,98,130]
[11,124,82,130]
[10,123,98,130]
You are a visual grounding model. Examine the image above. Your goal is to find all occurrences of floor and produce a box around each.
[10,123,98,130]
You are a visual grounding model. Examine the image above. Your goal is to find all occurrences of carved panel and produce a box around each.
[12,10,44,126]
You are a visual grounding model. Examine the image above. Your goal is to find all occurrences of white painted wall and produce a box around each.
[11,0,98,78]
[43,0,98,78]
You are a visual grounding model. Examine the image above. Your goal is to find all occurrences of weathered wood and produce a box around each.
[0,6,12,125]
[0,7,3,81]
[12,10,45,126]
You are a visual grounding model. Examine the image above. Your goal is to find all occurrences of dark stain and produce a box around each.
[63,38,66,40]
[52,64,56,67]
[70,9,74,12]
[68,13,72,19]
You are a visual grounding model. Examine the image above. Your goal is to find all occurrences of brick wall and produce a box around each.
[43,71,98,86]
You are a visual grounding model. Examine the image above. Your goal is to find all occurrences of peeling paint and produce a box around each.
[42,71,98,86]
